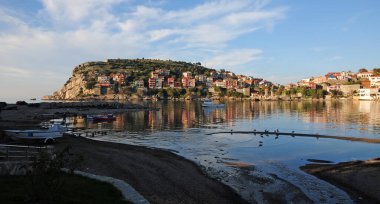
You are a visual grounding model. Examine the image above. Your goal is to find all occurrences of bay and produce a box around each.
[75,100,380,203]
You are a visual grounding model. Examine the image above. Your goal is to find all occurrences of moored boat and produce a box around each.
[5,124,67,143]
[86,114,116,122]
[202,98,225,108]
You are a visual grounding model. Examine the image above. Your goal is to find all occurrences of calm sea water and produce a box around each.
[79,100,380,164]
[74,100,380,203]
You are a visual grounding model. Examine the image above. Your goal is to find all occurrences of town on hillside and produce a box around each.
[62,59,269,100]
[52,59,380,101]
[293,68,380,100]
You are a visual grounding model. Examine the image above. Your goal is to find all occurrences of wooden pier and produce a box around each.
[65,129,111,138]
[207,130,380,144]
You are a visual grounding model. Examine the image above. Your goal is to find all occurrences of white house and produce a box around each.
[358,88,380,100]
[369,76,380,87]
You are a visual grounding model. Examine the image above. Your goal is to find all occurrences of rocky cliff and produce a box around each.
[48,73,96,100]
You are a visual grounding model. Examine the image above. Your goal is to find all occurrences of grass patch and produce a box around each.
[0,173,131,204]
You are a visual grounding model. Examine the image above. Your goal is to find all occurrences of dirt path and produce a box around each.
[56,135,247,204]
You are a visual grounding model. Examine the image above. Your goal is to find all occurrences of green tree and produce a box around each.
[373,68,380,75]
[112,82,119,94]
[330,90,343,98]
[85,78,97,89]
[359,68,368,73]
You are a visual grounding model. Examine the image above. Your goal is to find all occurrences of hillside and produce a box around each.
[46,58,219,100]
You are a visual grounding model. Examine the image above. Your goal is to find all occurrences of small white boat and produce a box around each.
[40,118,68,129]
[5,124,67,143]
[202,98,225,108]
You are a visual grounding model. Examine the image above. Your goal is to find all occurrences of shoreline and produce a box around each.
[1,102,379,203]
[55,134,247,204]
[39,96,364,102]
[301,158,380,203]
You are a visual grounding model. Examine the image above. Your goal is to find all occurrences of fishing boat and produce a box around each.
[86,114,116,122]
[202,98,225,108]
[5,124,67,143]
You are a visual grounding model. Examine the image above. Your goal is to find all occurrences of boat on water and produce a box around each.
[40,118,68,129]
[86,114,116,122]
[202,98,225,108]
[5,124,67,143]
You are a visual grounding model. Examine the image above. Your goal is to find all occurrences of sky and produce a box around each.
[0,0,379,99]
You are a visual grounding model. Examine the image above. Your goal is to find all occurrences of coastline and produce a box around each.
[55,134,247,204]
[301,158,380,203]
[1,102,379,203]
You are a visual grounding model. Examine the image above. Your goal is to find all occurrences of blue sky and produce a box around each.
[0,0,379,98]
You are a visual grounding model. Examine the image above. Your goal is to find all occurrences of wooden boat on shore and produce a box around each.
[5,124,67,143]
[202,98,225,108]
[86,114,116,122]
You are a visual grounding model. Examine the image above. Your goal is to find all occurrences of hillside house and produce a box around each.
[168,77,175,88]
[196,75,206,83]
[224,78,235,89]
[154,69,170,76]
[357,71,373,79]
[361,79,371,89]
[312,76,327,84]
[148,78,156,89]
[236,88,251,96]
[156,78,163,89]
[134,80,145,88]
[189,78,196,88]
[358,88,380,100]
[111,73,126,84]
[214,80,225,88]
[98,75,110,83]
[206,77,214,87]
[325,72,340,80]
[183,71,192,78]
[369,76,380,87]
[181,77,195,88]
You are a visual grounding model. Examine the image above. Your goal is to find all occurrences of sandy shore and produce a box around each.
[55,135,247,204]
[301,158,380,204]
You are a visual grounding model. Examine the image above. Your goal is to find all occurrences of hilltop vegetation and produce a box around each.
[73,58,212,78]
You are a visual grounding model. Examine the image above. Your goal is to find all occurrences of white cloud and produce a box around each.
[203,49,263,69]
[148,29,180,42]
[0,0,286,98]
[41,0,122,22]
[0,66,31,77]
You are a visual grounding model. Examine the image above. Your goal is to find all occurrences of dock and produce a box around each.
[65,129,112,138]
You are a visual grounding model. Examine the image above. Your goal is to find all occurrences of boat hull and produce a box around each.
[5,124,67,142]
[87,114,116,122]
[6,130,63,139]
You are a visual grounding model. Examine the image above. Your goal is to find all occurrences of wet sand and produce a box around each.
[56,135,247,204]
[301,158,380,204]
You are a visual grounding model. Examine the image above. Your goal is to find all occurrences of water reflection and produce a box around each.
[75,100,380,137]
[79,100,380,203]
